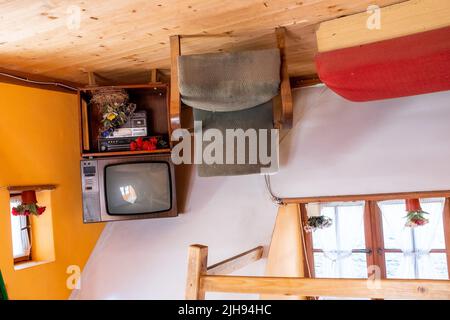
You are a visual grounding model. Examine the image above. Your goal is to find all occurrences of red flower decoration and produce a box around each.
[136,137,144,149]
[129,137,160,151]
[149,137,158,145]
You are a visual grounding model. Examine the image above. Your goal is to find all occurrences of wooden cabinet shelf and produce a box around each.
[78,83,171,158]
[81,148,171,158]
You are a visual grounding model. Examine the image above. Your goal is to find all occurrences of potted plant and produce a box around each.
[11,190,46,216]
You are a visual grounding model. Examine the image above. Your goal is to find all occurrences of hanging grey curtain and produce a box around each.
[178,49,281,177]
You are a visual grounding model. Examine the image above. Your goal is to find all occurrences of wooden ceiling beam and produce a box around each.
[317,0,450,52]
[0,0,405,84]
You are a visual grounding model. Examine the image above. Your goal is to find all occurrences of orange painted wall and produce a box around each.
[0,83,104,299]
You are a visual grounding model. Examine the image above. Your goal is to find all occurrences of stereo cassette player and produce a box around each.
[104,110,147,139]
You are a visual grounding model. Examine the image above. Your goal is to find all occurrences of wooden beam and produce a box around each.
[6,185,56,193]
[275,27,293,129]
[169,35,181,134]
[290,75,322,89]
[207,246,264,276]
[201,276,450,299]
[185,244,208,300]
[263,204,305,300]
[299,204,315,279]
[87,72,97,87]
[150,69,159,83]
[366,201,387,279]
[282,189,450,204]
[317,0,450,52]
[80,92,90,151]
[85,72,116,87]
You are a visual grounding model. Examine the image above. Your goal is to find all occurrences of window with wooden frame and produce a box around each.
[10,195,32,264]
[301,195,450,283]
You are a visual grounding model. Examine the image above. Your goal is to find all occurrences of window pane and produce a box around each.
[380,199,446,250]
[386,252,448,279]
[414,200,445,250]
[314,252,367,279]
[311,206,335,250]
[379,202,413,250]
[418,253,448,280]
[337,205,365,250]
[385,252,415,279]
[10,199,26,258]
[312,203,365,250]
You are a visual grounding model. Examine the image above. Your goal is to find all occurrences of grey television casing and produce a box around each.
[80,154,177,223]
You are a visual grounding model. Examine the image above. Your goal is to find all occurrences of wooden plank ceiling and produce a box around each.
[0,0,405,85]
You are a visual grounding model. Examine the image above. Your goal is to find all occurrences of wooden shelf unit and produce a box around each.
[78,83,171,158]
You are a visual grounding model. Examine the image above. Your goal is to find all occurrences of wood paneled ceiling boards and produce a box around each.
[0,0,405,85]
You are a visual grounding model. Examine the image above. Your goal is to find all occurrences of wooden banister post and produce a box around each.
[170,35,181,136]
[275,27,293,129]
[185,244,208,300]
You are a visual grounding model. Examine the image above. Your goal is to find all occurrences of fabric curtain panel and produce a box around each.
[311,203,366,278]
[10,198,31,259]
[380,199,445,279]
[19,215,31,257]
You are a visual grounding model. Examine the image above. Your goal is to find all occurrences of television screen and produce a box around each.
[105,162,172,215]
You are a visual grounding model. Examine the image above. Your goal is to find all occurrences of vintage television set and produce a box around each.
[81,154,177,223]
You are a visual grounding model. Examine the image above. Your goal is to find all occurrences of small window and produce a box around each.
[9,190,56,270]
[10,195,32,263]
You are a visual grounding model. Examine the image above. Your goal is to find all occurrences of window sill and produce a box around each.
[14,260,53,271]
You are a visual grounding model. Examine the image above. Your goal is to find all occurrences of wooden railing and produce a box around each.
[185,244,450,300]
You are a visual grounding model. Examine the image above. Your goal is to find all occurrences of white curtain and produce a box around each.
[311,204,365,278]
[414,201,444,279]
[10,198,31,259]
[381,200,444,279]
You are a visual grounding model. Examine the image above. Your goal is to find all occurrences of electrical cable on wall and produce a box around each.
[263,86,328,207]
[0,72,78,91]
[264,174,285,206]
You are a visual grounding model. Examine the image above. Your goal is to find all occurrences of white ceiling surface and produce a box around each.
[71,86,450,299]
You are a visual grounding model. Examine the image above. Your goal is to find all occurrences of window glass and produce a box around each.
[421,253,448,280]
[380,199,448,279]
[311,202,367,279]
[312,203,365,250]
[415,201,446,250]
[10,198,30,259]
[380,202,414,250]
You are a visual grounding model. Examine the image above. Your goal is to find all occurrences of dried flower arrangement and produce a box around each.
[304,215,333,233]
[90,88,136,138]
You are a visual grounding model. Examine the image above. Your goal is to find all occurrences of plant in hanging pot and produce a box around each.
[11,190,46,216]
[404,198,429,227]
[304,215,333,233]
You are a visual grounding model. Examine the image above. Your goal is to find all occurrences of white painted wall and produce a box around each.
[72,86,450,299]
[272,87,450,197]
